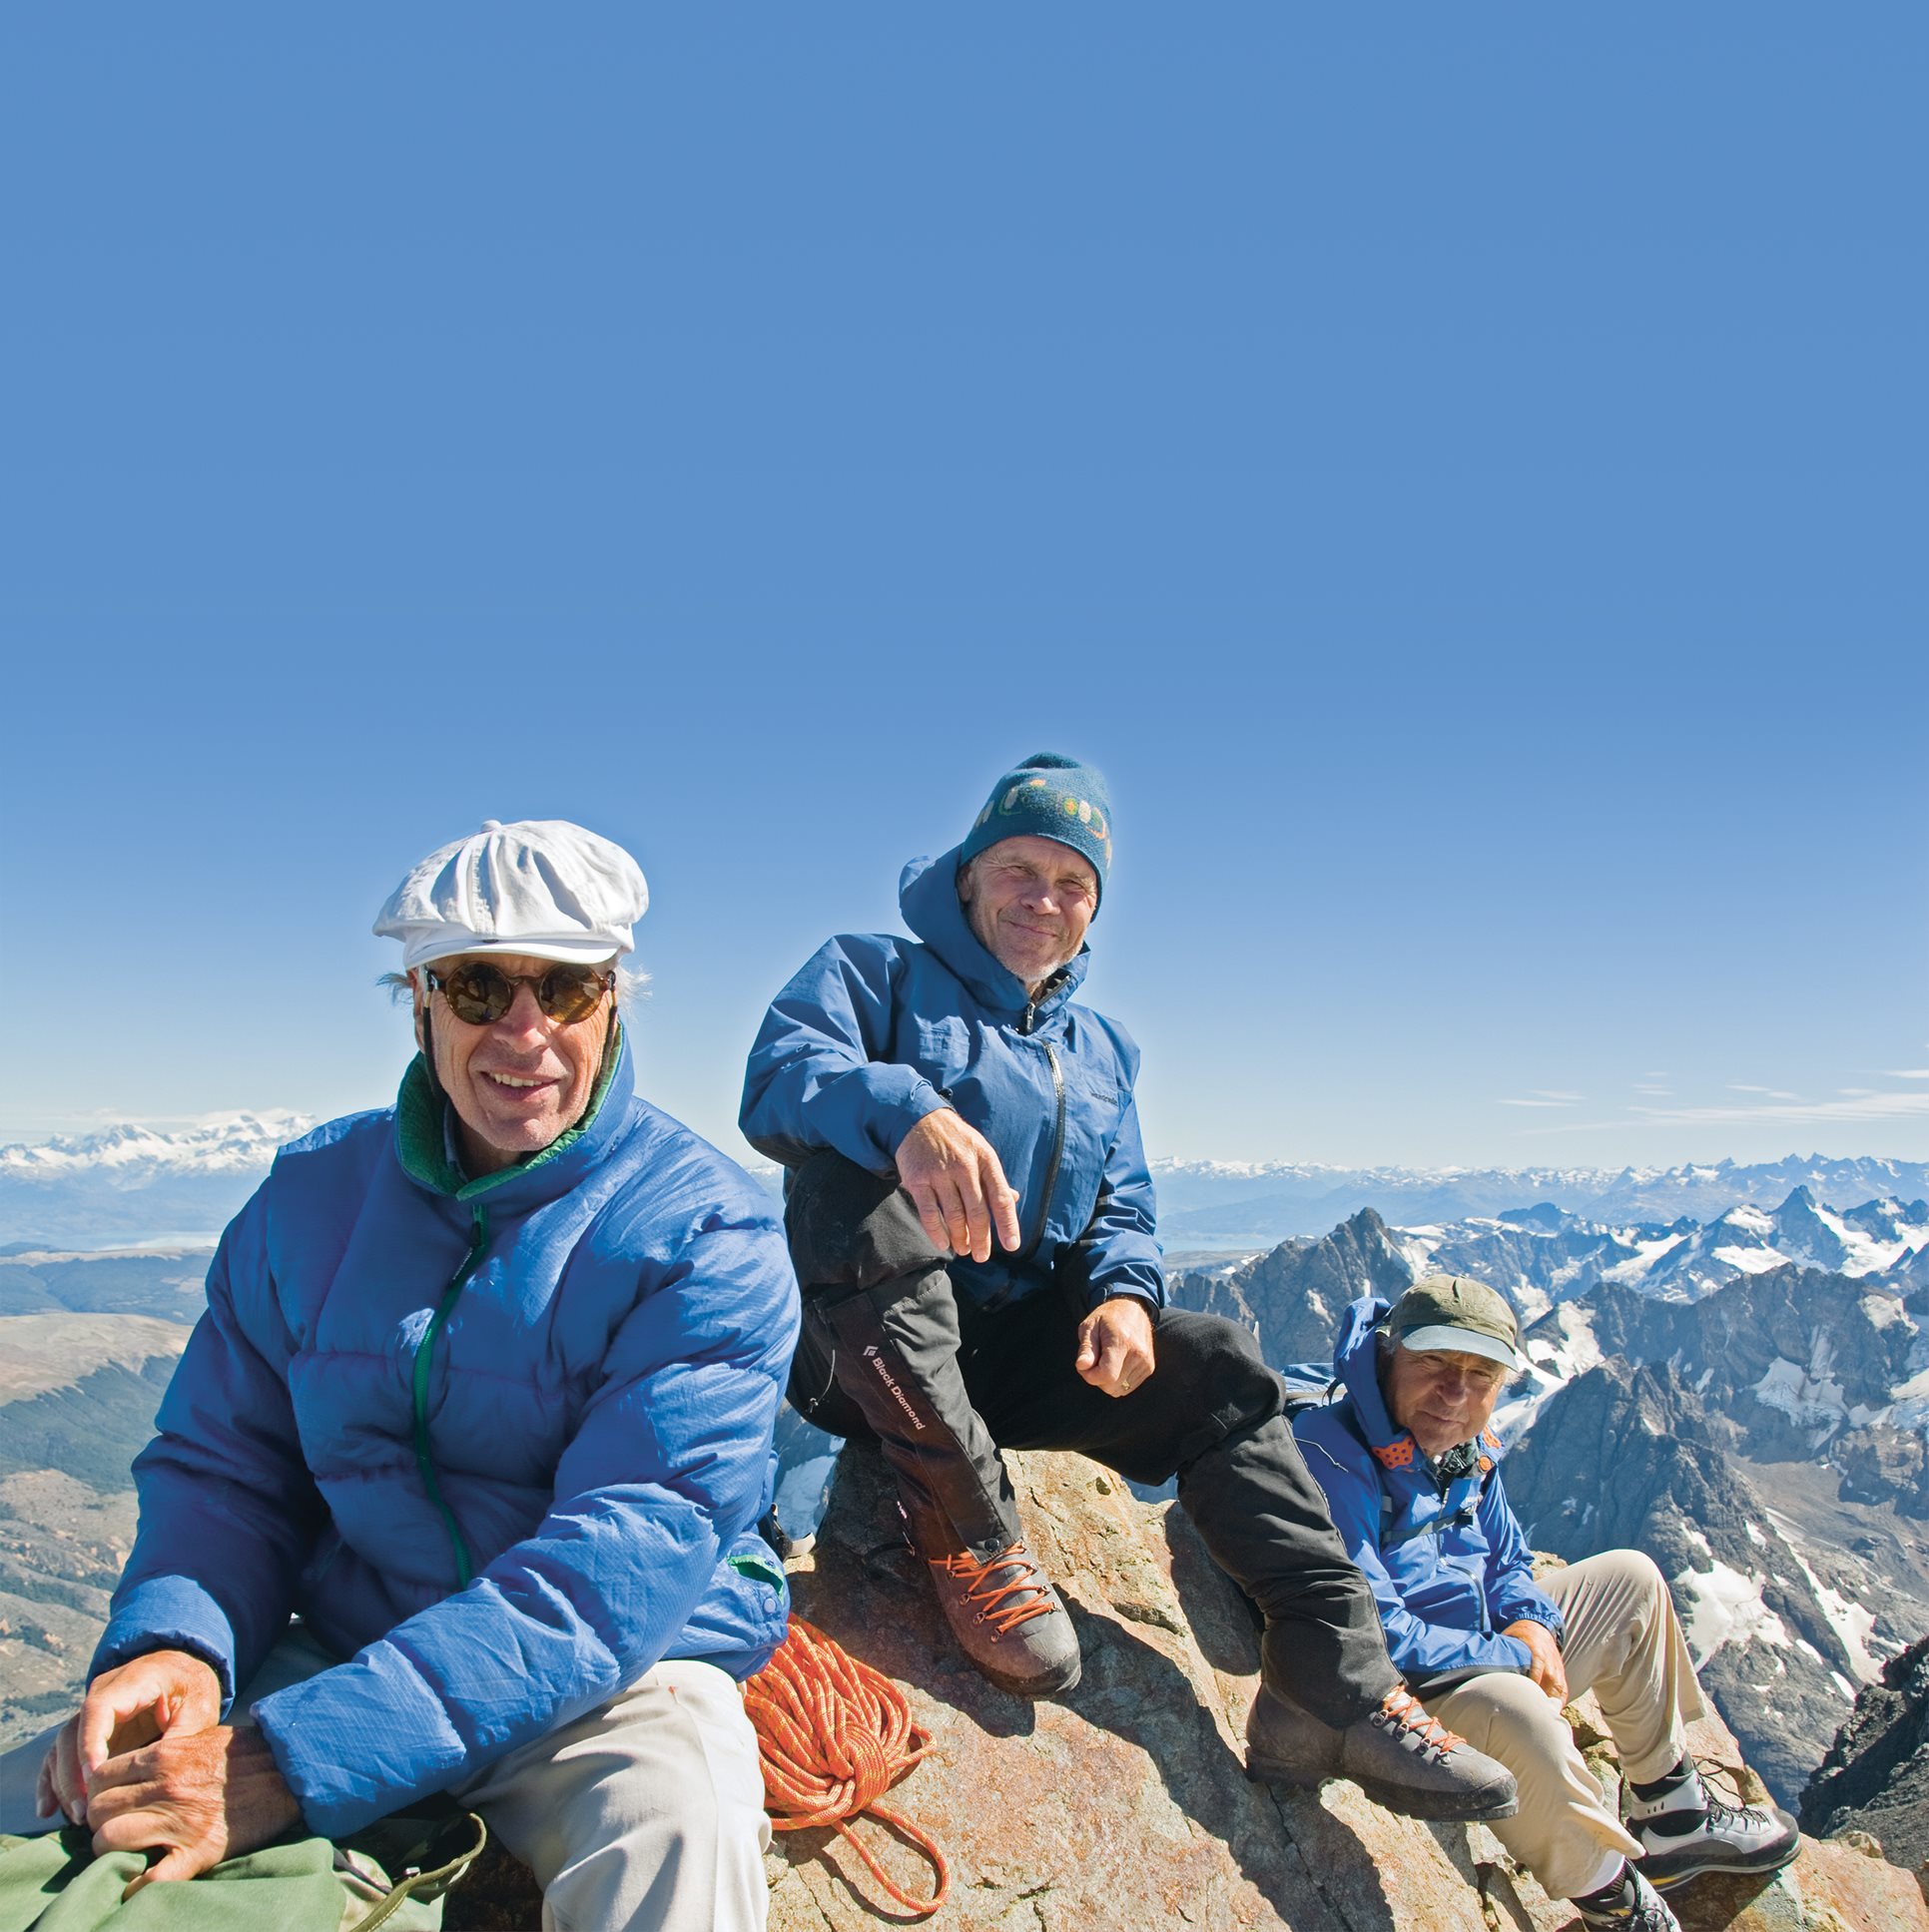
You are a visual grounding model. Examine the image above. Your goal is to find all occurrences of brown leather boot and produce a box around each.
[928,1541,1082,1695]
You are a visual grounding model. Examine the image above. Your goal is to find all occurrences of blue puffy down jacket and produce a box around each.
[1292,1296,1565,1686]
[92,1037,800,1837]
[739,844,1162,1312]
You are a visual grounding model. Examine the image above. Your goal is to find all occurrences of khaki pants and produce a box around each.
[0,1627,771,1932]
[1430,1549,1704,1902]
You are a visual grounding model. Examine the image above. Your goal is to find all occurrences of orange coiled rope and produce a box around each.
[746,1616,951,1917]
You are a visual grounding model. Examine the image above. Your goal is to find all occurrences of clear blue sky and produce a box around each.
[3,8,1924,1172]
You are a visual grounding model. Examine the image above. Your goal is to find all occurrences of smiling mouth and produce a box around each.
[481,1072,555,1093]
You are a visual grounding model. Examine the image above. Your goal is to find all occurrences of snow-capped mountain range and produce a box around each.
[9,1115,1929,1259]
[1403,1185,1929,1320]
[0,1114,314,1248]
[1,1114,312,1176]
[1172,1187,1929,1355]
[1152,1152,1929,1246]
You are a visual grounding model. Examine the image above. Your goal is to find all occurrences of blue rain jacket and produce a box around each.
[740,845,1162,1312]
[92,1037,799,1838]
[1292,1296,1564,1686]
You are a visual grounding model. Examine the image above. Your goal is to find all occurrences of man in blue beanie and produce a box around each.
[741,755,1521,1824]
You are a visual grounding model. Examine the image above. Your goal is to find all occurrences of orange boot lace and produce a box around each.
[1377,1685,1471,1760]
[930,1542,1060,1632]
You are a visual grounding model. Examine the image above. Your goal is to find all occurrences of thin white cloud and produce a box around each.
[1498,1095,1577,1109]
[1517,1088,1929,1133]
[1727,1083,1799,1100]
[1885,1068,1929,1080]
[1632,1084,1671,1096]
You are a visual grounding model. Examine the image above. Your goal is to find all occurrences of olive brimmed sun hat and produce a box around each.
[1386,1276,1521,1372]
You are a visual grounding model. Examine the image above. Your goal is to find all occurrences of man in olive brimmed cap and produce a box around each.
[741,755,1524,1825]
[1293,1277,1800,1932]
[10,819,798,1930]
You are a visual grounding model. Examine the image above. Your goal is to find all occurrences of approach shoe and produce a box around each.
[1572,1864,1681,1932]
[928,1541,1081,1696]
[1246,1683,1519,1822]
[1625,1763,1800,1889]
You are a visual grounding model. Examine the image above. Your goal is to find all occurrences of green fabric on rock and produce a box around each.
[0,1827,453,1932]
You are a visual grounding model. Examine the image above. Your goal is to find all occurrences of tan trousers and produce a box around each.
[1431,1549,1704,1901]
[0,1626,772,1932]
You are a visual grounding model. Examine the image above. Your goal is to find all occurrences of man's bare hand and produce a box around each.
[1504,1618,1568,1704]
[1074,1296,1157,1397]
[36,1649,223,1827]
[895,1110,1020,1263]
[86,1724,302,1898]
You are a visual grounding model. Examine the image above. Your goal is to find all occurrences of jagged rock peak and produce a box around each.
[1802,1630,1929,1882]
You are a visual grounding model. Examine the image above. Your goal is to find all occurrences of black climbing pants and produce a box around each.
[784,1149,1403,1728]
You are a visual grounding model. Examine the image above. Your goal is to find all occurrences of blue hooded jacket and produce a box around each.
[92,1037,799,1838]
[739,846,1162,1312]
[1291,1295,1564,1686]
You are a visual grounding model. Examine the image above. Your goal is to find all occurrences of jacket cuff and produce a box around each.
[857,1070,952,1170]
[1502,1606,1566,1648]
[254,1646,469,1838]
[92,1580,239,1707]
[1085,1278,1163,1316]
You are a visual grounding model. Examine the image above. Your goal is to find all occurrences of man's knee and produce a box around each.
[1440,1669,1577,1772]
[1598,1547,1667,1600]
[1557,1546,1674,1639]
[473,1664,769,1931]
[1153,1309,1284,1440]
[786,1150,944,1293]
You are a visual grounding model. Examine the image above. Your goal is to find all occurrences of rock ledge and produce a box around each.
[761,1446,1928,1932]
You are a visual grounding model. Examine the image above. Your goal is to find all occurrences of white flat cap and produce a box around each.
[373,819,648,970]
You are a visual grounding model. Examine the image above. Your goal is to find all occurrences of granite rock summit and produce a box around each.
[749,1445,1925,1932]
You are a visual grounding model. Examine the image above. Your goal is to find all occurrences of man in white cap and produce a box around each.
[5,820,799,1931]
[1293,1278,1800,1932]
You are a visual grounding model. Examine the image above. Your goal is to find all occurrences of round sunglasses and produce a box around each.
[423,962,614,1025]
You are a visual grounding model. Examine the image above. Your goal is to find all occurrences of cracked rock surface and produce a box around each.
[761,1445,1929,1932]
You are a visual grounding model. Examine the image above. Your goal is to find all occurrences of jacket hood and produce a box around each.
[1332,1295,1404,1451]
[899,845,1090,1018]
[393,1023,638,1211]
[1332,1292,1508,1466]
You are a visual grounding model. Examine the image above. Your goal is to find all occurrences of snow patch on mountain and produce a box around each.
[1778,1541,1882,1684]
[1602,1232,1686,1284]
[1390,1226,1444,1278]
[1675,1560,1793,1666]
[1714,1244,1795,1275]
[1752,1350,1855,1445]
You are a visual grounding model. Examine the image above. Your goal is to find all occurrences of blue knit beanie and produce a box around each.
[960,753,1113,904]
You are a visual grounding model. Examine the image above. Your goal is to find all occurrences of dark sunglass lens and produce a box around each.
[538,968,605,1022]
[443,964,514,1024]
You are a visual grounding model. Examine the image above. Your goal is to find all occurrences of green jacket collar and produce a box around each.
[394,1023,629,1204]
